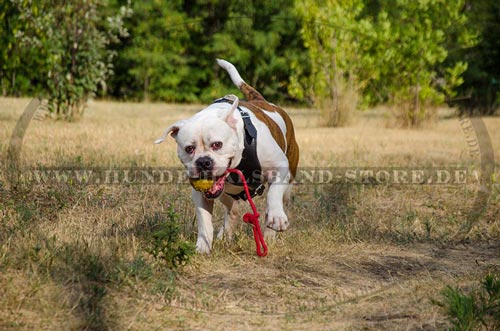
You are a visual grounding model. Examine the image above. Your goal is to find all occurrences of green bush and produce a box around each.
[147,207,195,270]
[11,0,131,120]
[434,273,500,331]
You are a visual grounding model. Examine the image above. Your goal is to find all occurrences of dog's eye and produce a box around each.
[184,145,195,154]
[211,141,223,150]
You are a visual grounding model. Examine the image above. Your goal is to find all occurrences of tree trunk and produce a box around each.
[11,72,16,96]
[331,35,339,126]
[143,76,150,102]
[413,66,421,127]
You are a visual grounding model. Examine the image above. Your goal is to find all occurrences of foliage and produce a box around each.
[293,0,475,127]
[12,0,131,121]
[292,0,369,126]
[147,207,195,270]
[449,0,500,116]
[0,0,496,120]
[364,0,475,127]
[202,0,307,103]
[434,273,500,331]
[108,0,306,103]
[0,2,41,96]
[107,0,193,102]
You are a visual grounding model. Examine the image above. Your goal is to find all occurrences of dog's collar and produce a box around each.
[213,97,265,200]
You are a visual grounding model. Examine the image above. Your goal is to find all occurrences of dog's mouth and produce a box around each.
[205,175,227,199]
[189,174,227,199]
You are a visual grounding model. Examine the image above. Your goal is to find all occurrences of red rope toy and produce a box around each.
[225,168,268,257]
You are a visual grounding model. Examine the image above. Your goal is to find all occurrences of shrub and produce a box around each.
[147,207,195,270]
[13,0,131,121]
[434,273,500,330]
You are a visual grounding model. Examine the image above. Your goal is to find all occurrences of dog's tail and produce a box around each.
[216,59,244,88]
[216,59,265,101]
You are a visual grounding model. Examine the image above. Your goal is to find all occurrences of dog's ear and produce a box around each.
[221,95,240,131]
[154,120,185,144]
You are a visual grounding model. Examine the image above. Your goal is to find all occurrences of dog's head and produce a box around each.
[155,95,244,198]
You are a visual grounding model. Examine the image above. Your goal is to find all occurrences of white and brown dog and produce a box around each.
[155,59,299,253]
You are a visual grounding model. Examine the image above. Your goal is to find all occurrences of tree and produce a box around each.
[292,0,374,126]
[107,1,194,102]
[0,2,22,96]
[202,0,307,104]
[108,0,306,104]
[292,0,474,127]
[449,0,500,115]
[13,0,131,120]
[362,0,474,126]
[0,1,45,96]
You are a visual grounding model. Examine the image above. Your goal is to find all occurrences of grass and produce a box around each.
[0,97,499,330]
[434,273,500,330]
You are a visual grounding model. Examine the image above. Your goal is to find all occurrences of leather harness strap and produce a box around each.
[213,97,265,200]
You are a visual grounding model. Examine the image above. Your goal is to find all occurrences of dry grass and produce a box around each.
[1,97,499,330]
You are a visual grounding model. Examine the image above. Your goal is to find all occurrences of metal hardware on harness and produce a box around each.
[228,182,265,201]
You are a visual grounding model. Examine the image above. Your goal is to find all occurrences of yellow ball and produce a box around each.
[190,178,214,192]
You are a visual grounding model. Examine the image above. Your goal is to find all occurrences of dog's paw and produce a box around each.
[196,238,211,254]
[265,209,289,232]
[263,227,277,241]
[216,226,224,240]
[216,225,233,241]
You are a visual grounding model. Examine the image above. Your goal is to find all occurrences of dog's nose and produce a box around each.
[195,156,214,171]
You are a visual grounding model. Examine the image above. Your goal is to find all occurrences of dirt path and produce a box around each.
[124,241,499,330]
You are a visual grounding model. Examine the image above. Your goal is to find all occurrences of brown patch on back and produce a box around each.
[239,83,299,179]
[240,82,265,101]
[239,100,286,152]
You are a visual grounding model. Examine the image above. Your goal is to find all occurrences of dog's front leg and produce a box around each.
[264,168,291,234]
[192,190,214,254]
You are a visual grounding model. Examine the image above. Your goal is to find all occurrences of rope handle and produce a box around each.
[225,168,268,257]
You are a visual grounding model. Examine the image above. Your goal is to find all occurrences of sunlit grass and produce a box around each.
[0,97,499,330]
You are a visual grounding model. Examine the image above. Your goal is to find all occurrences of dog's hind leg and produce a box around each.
[217,193,240,240]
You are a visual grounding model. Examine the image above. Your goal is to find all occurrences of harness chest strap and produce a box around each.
[213,98,265,200]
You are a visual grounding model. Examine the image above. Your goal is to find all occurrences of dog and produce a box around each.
[155,59,299,253]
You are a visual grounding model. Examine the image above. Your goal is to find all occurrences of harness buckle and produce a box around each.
[255,184,266,196]
[239,111,250,118]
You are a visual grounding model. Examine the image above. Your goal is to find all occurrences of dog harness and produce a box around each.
[213,97,265,200]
